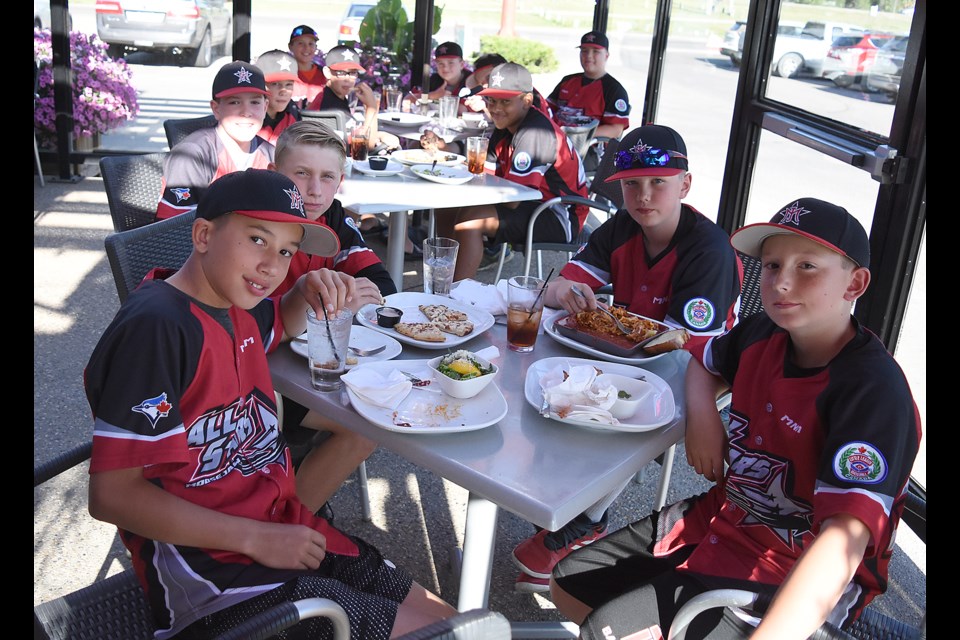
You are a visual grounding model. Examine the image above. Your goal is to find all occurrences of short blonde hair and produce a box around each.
[275,120,348,172]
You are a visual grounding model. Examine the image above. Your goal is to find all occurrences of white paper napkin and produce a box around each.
[539,364,619,423]
[341,368,411,410]
[450,279,507,315]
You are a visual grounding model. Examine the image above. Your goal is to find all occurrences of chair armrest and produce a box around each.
[667,589,762,640]
[212,597,350,640]
[395,608,511,640]
[34,441,92,487]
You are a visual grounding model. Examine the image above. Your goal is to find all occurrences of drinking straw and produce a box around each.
[528,267,555,320]
[318,291,341,363]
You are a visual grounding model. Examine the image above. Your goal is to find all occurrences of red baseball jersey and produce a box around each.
[259,103,301,146]
[547,72,631,130]
[559,204,742,337]
[155,127,274,221]
[85,273,359,638]
[294,63,326,107]
[673,314,922,627]
[307,85,350,113]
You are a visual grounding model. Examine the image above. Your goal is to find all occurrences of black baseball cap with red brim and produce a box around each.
[605,124,689,182]
[212,61,269,99]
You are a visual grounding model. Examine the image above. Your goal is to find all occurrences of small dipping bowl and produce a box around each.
[368,156,389,170]
[376,306,403,328]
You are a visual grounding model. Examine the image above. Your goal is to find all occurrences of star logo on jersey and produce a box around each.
[683,297,715,330]
[489,70,505,87]
[131,392,173,429]
[171,187,192,203]
[778,201,810,226]
[284,187,305,215]
[234,65,254,85]
[834,442,887,484]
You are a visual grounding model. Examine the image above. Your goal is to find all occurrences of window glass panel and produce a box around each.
[894,233,925,486]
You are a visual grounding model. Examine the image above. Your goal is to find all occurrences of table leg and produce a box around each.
[385,210,408,292]
[457,492,498,611]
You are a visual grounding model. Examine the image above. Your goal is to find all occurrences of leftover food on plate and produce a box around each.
[394,322,446,342]
[554,309,685,358]
[436,350,495,380]
[572,307,663,343]
[392,305,475,341]
[419,304,469,322]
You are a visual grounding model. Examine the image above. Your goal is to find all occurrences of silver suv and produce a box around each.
[95,0,232,67]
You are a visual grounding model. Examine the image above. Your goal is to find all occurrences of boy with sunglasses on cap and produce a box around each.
[257,49,302,145]
[550,198,921,639]
[156,60,274,221]
[288,24,326,107]
[87,168,458,640]
[512,123,742,592]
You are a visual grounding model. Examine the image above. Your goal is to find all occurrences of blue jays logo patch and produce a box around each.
[833,442,887,484]
[171,187,192,203]
[683,298,714,330]
[513,151,532,173]
[132,392,173,429]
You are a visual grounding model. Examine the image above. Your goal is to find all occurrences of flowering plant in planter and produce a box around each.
[33,29,140,149]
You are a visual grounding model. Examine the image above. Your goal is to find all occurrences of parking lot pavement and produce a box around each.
[34,172,924,632]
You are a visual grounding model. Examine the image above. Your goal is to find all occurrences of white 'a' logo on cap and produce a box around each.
[490,71,505,87]
[234,66,254,84]
[778,201,810,226]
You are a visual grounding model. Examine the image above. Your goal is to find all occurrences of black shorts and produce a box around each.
[180,535,414,640]
[553,495,772,640]
[490,200,577,247]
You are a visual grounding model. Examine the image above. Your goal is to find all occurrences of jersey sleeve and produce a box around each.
[600,76,631,128]
[156,139,216,220]
[506,119,559,195]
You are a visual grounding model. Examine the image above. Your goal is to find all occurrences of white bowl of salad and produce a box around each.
[427,350,498,399]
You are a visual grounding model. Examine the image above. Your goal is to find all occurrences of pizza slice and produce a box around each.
[394,322,446,342]
[419,304,469,323]
[432,319,474,337]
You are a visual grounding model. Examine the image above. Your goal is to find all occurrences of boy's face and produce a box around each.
[620,172,691,230]
[271,144,344,221]
[266,80,295,114]
[324,68,359,98]
[436,57,464,83]
[198,214,303,309]
[579,47,609,79]
[483,93,533,132]
[290,35,319,66]
[759,233,869,335]
[211,92,268,144]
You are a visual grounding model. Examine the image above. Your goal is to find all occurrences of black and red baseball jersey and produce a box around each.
[547,72,630,130]
[155,127,274,221]
[259,102,301,146]
[559,204,741,337]
[294,63,326,107]
[674,314,922,626]
[428,69,471,96]
[307,85,350,113]
[85,272,361,638]
[489,106,589,232]
[271,200,396,298]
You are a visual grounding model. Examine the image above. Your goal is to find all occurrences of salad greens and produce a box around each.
[437,350,494,380]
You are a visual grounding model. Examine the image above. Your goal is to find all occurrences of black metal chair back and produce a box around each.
[300,109,348,133]
[163,114,218,149]
[736,251,764,321]
[104,211,196,303]
[99,152,167,232]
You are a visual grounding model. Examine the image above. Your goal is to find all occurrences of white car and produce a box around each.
[338,2,376,46]
[33,0,72,30]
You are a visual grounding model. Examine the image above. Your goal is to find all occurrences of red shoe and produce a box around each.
[514,571,550,593]
[511,512,608,579]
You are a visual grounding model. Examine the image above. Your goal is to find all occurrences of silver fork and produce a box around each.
[349,344,387,357]
[570,287,632,335]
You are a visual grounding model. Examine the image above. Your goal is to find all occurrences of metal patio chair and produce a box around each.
[98,152,167,232]
[163,114,218,149]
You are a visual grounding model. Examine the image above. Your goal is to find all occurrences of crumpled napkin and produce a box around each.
[450,279,508,315]
[539,364,620,424]
[341,368,411,410]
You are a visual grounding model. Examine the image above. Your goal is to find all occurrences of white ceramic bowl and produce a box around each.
[596,373,655,420]
[427,352,498,399]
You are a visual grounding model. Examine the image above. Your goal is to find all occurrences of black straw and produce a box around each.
[528,268,555,319]
[317,292,341,362]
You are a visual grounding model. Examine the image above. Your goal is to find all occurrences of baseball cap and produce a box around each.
[578,31,609,50]
[605,124,689,181]
[478,62,533,99]
[256,50,298,83]
[434,41,463,59]
[324,45,365,72]
[289,24,319,42]
[198,169,340,257]
[472,53,507,73]
[730,198,870,268]
[212,61,269,99]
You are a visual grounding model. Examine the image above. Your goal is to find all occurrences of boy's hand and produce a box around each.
[547,278,597,314]
[684,410,728,483]
[246,521,328,570]
[356,83,378,110]
[346,277,385,313]
[299,269,355,317]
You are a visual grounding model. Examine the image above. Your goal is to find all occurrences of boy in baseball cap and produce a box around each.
[156,61,274,221]
[426,41,470,100]
[515,123,741,592]
[288,24,324,106]
[551,197,920,639]
[256,49,302,145]
[86,167,459,638]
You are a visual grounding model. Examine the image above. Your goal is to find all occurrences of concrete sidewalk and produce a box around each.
[34,171,925,633]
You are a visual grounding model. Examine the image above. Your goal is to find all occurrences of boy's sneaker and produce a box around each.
[514,571,550,593]
[511,511,608,579]
[478,244,513,272]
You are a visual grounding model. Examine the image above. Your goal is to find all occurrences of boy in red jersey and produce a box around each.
[257,49,302,146]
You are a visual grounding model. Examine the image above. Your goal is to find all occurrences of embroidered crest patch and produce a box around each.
[513,151,532,173]
[615,98,628,113]
[683,298,714,330]
[833,442,887,484]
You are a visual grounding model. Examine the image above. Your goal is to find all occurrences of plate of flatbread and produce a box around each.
[357,292,495,349]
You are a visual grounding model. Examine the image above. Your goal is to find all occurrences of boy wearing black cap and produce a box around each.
[257,49,302,145]
[513,123,742,593]
[550,198,921,640]
[426,41,471,101]
[288,24,325,107]
[156,60,274,221]
[435,62,589,280]
[547,30,631,139]
[88,168,457,640]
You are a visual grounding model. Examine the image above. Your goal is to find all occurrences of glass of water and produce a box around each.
[422,237,460,297]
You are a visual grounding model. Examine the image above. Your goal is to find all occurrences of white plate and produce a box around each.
[524,357,676,433]
[290,324,403,369]
[346,359,507,434]
[409,164,475,185]
[356,292,495,350]
[352,158,405,177]
[377,112,432,127]
[390,149,466,167]
[543,315,670,366]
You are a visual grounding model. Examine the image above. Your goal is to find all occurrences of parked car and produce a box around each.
[338,2,376,46]
[771,20,864,79]
[34,0,72,30]
[94,0,232,67]
[820,32,896,88]
[865,35,909,101]
[720,20,803,68]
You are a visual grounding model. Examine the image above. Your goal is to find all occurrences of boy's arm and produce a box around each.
[684,355,729,482]
[545,276,597,313]
[279,268,357,339]
[751,513,870,640]
[89,467,329,570]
